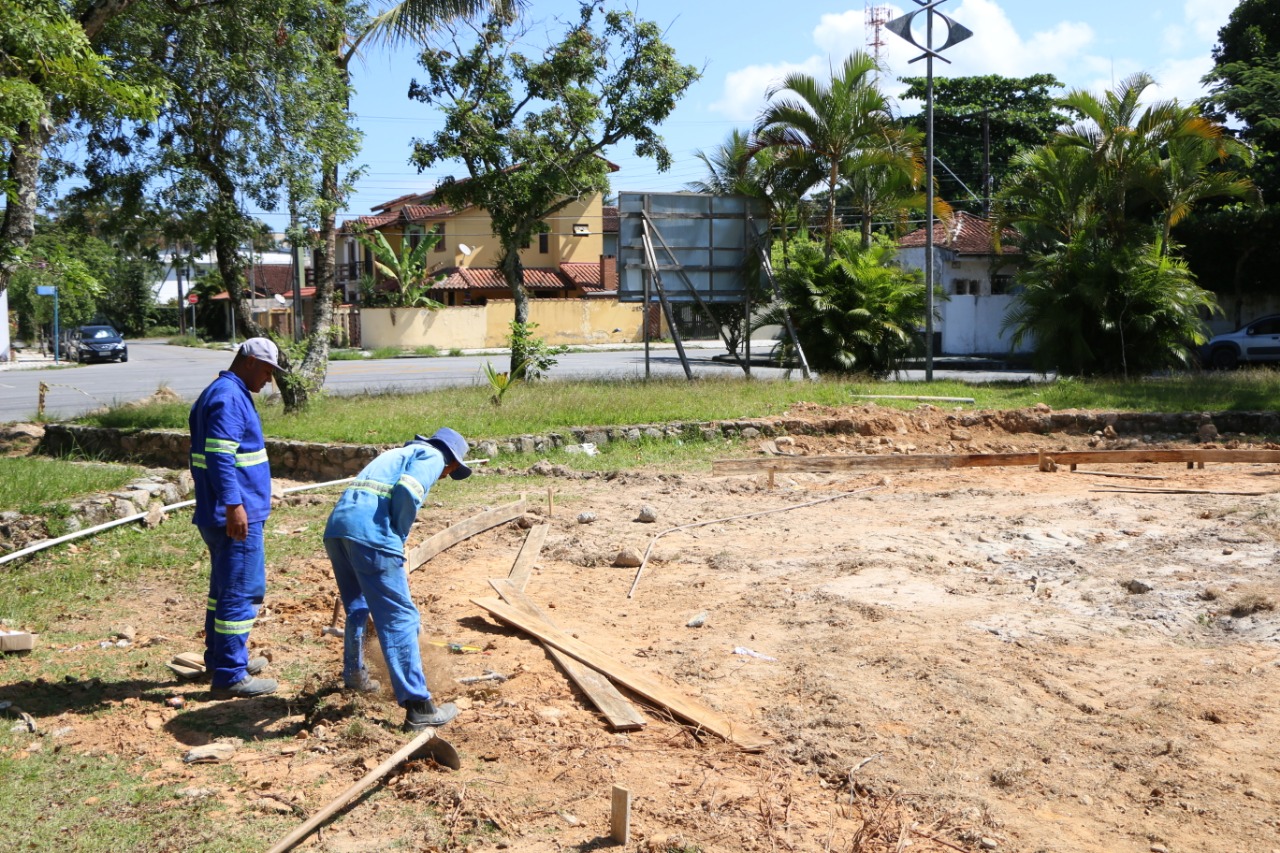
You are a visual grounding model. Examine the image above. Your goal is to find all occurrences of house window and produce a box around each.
[991,274,1014,295]
[434,223,446,252]
[408,226,422,250]
[539,232,549,254]
[953,278,979,296]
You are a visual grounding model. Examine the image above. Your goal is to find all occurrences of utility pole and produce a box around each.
[982,108,992,220]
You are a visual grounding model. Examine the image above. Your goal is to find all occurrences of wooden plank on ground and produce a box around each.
[507,524,548,592]
[472,595,769,751]
[408,498,527,572]
[489,578,647,731]
[712,449,1280,476]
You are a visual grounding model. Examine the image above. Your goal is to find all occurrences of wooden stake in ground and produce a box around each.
[265,728,458,853]
[408,498,527,572]
[611,785,632,844]
[473,595,769,751]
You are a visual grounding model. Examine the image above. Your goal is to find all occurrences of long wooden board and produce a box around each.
[506,524,548,592]
[712,449,1280,476]
[472,596,770,751]
[489,579,647,731]
[408,498,527,572]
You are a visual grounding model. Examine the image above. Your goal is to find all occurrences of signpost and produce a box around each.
[886,0,972,381]
[35,285,59,363]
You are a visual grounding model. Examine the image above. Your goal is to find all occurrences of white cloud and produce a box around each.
[1184,0,1235,42]
[709,57,830,122]
[708,0,1232,124]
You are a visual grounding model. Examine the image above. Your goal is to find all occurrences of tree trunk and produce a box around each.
[278,165,339,414]
[0,118,52,294]
[501,244,528,375]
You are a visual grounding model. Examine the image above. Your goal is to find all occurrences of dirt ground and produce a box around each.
[5,403,1280,853]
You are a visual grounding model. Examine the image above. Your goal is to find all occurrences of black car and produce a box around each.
[67,325,128,363]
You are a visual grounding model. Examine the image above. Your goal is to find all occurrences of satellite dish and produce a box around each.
[273,293,288,305]
[458,243,472,256]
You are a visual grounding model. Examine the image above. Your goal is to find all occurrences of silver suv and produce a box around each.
[1202,315,1280,369]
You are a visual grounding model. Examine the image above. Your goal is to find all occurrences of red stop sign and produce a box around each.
[187,293,199,304]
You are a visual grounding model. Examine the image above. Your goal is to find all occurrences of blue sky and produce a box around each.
[262,0,1239,230]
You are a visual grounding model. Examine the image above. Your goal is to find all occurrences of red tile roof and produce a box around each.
[558,261,609,292]
[401,204,454,221]
[601,205,619,233]
[898,211,1021,255]
[431,267,571,291]
[247,264,297,296]
[211,285,315,301]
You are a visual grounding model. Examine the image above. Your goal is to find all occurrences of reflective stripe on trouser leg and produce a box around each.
[327,537,429,705]
[199,522,266,689]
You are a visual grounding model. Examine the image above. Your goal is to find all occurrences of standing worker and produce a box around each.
[189,338,283,699]
[324,428,472,731]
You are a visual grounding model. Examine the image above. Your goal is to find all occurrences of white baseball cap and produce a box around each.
[238,337,283,371]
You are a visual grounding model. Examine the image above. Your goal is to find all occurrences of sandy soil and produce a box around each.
[4,404,1280,853]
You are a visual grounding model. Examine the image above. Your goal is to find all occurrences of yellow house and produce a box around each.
[338,182,619,307]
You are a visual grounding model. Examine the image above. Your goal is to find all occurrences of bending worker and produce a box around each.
[324,427,472,731]
[189,338,282,699]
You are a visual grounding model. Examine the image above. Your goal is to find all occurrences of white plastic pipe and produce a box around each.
[0,477,355,566]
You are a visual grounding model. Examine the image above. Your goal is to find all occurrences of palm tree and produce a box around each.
[754,52,918,254]
[754,231,928,377]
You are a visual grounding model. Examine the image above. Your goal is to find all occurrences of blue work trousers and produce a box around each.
[199,522,266,689]
[324,537,430,705]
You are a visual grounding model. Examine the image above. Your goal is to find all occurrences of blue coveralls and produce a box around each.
[189,371,272,689]
[323,443,445,706]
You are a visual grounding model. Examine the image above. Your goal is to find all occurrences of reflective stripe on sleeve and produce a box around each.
[347,478,393,498]
[205,438,240,455]
[191,453,207,469]
[396,474,425,501]
[234,449,268,467]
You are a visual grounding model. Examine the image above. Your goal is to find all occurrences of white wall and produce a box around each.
[0,288,9,361]
[153,250,297,304]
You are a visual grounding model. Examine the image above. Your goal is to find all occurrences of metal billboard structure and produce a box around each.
[617,191,809,379]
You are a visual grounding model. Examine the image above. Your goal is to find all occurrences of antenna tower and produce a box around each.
[867,3,891,68]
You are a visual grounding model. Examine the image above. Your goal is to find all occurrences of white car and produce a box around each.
[1201,315,1280,369]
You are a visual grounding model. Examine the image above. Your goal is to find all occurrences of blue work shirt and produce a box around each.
[324,443,445,556]
[189,371,273,527]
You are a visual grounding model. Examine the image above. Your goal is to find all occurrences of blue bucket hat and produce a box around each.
[416,427,472,480]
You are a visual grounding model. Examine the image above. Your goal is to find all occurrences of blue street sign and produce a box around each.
[36,285,56,296]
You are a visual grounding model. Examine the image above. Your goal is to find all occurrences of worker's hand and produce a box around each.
[225,504,248,541]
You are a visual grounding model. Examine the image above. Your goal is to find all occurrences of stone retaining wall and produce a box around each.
[38,408,1280,482]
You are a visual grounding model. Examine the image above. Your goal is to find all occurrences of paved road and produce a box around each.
[0,340,783,421]
[0,340,1052,422]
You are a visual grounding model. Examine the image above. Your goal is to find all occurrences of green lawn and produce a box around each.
[75,371,1280,446]
[0,456,145,513]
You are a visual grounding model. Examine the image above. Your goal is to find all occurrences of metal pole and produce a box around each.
[52,288,60,364]
[924,11,935,382]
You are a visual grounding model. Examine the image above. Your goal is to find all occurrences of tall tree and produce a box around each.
[754,52,918,254]
[898,74,1068,212]
[409,2,699,374]
[995,74,1254,376]
[1192,0,1280,319]
[0,0,158,294]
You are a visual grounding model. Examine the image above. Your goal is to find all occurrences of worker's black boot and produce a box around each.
[403,698,458,731]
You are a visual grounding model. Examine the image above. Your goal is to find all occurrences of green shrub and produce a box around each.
[369,346,402,360]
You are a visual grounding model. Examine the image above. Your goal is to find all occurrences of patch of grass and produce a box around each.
[166,334,204,348]
[0,509,207,631]
[413,345,441,357]
[89,399,190,430]
[1229,592,1276,618]
[369,345,402,360]
[74,373,1280,445]
[0,729,260,852]
[327,349,366,360]
[448,347,464,357]
[0,457,145,512]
